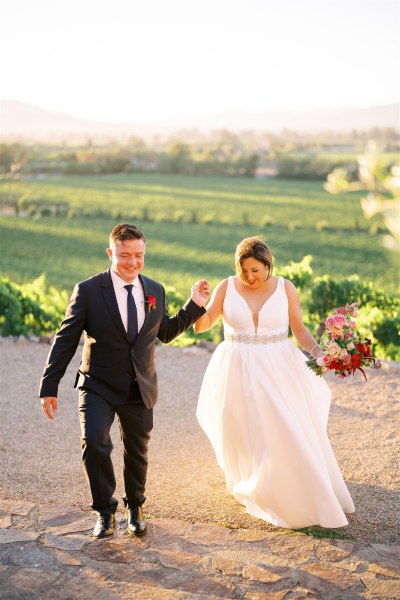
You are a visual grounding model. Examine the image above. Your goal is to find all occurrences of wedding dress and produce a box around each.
[196,276,355,529]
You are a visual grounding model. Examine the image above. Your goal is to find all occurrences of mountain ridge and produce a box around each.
[1,99,398,141]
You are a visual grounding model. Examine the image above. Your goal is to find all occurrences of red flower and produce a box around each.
[329,359,346,371]
[146,295,157,311]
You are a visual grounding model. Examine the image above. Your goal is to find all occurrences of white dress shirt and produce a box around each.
[110,268,146,334]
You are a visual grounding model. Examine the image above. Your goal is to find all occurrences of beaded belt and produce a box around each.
[224,331,288,344]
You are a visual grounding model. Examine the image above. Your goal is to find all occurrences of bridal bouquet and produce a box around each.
[306,302,381,380]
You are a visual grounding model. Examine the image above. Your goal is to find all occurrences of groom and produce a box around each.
[39,223,210,539]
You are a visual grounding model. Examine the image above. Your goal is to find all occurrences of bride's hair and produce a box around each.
[235,236,273,281]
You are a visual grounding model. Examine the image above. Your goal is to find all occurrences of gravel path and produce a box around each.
[0,337,399,544]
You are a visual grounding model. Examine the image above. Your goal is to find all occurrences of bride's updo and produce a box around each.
[235,236,273,282]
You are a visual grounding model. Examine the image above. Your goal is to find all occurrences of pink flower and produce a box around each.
[349,321,356,329]
[333,315,346,328]
[327,341,341,357]
[325,316,336,329]
[316,356,325,366]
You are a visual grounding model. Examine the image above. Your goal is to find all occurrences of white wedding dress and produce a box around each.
[197,276,355,529]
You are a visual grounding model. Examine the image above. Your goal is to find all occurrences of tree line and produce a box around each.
[1,127,398,179]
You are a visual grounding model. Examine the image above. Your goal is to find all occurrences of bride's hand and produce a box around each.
[310,344,324,358]
[191,280,211,307]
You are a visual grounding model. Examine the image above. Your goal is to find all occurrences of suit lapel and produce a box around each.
[101,269,130,341]
[136,274,150,339]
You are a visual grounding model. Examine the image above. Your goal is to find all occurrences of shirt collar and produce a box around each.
[110,268,140,289]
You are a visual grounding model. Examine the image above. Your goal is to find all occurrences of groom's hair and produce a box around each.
[109,223,146,246]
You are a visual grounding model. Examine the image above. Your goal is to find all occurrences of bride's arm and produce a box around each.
[193,279,228,333]
[285,279,323,357]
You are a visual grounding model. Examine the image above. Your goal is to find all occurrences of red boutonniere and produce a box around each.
[146,295,157,312]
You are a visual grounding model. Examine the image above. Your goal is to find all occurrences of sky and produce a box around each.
[1,0,399,123]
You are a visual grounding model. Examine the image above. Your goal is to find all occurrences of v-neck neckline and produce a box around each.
[232,277,280,333]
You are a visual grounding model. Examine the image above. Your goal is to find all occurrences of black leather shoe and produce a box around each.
[93,513,116,539]
[126,505,147,536]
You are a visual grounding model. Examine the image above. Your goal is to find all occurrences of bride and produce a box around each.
[195,236,354,529]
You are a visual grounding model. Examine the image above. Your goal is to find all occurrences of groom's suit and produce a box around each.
[39,268,205,513]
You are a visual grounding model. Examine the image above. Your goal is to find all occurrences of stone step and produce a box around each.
[0,502,399,598]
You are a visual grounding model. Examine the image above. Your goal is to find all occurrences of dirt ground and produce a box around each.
[0,337,399,544]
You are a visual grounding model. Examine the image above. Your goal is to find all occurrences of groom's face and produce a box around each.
[107,238,146,283]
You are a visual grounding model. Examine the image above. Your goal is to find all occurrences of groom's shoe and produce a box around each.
[93,513,116,539]
[126,504,147,537]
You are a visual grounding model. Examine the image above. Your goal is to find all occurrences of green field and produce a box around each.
[0,174,375,228]
[0,174,398,296]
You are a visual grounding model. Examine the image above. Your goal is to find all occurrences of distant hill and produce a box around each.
[190,104,400,133]
[0,100,145,142]
[0,99,399,141]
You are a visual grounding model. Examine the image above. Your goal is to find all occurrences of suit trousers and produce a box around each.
[78,380,153,515]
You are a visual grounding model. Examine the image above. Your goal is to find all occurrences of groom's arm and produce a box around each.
[156,280,210,344]
[39,283,86,401]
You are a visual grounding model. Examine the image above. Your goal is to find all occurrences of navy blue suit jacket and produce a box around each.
[39,269,205,408]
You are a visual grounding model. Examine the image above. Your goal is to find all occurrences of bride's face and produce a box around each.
[240,257,268,288]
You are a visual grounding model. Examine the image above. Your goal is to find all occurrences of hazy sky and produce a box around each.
[1,0,399,122]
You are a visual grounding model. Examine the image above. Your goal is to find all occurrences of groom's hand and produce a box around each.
[41,396,58,420]
[191,279,211,307]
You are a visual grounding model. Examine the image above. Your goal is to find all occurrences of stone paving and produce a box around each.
[0,500,399,599]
